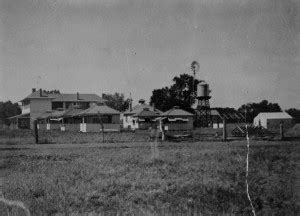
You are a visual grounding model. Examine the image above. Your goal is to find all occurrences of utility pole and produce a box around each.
[280,123,284,140]
[222,118,227,141]
[34,120,39,144]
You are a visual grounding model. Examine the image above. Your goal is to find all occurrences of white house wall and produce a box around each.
[123,115,139,130]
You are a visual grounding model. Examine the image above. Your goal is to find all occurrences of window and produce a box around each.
[91,115,112,124]
[52,102,63,110]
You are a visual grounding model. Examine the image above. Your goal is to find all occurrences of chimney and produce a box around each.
[77,92,80,100]
[32,88,36,93]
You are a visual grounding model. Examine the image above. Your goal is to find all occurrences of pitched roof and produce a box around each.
[77,104,120,116]
[123,104,162,115]
[255,112,293,120]
[21,90,104,102]
[63,107,84,117]
[21,91,56,101]
[37,110,66,119]
[132,108,160,117]
[162,107,194,117]
[8,113,30,119]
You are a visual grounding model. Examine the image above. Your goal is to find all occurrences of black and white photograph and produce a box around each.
[0,0,299,215]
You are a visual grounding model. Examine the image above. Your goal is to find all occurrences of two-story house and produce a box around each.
[9,88,105,129]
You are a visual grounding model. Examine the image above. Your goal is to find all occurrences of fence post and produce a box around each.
[98,111,104,143]
[280,123,284,140]
[222,118,227,141]
[34,120,39,144]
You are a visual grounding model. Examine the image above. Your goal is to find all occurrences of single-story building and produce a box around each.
[132,108,160,130]
[36,103,120,132]
[253,112,294,131]
[76,104,121,132]
[37,109,66,130]
[122,99,162,130]
[156,106,194,131]
[211,109,223,129]
[8,113,30,129]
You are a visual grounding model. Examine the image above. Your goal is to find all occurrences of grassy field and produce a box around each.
[0,138,299,215]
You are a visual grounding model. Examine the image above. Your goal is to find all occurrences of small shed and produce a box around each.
[8,113,30,129]
[211,109,223,128]
[253,112,293,131]
[132,108,160,130]
[159,106,194,131]
[122,99,162,130]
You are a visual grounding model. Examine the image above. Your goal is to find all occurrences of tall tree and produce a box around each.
[0,101,21,125]
[102,93,130,112]
[150,74,202,112]
[238,100,282,122]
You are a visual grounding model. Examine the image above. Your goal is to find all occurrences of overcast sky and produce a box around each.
[0,0,299,109]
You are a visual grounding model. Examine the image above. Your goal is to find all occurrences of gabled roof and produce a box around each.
[123,104,162,115]
[255,112,293,120]
[162,107,194,117]
[132,108,160,117]
[77,104,120,116]
[21,90,105,103]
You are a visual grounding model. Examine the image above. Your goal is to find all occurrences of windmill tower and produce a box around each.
[191,61,212,127]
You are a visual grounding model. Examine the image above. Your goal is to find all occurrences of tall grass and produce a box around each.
[0,141,297,215]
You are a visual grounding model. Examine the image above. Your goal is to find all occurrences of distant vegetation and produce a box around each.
[150,74,202,113]
[238,100,282,122]
[0,101,21,125]
[102,92,130,112]
[286,108,300,123]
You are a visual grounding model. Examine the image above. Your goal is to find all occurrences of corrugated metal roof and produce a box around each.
[77,105,120,116]
[255,112,293,119]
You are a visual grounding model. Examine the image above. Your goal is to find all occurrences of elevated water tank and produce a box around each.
[197,82,210,97]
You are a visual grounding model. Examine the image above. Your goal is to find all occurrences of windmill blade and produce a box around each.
[191,61,200,72]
